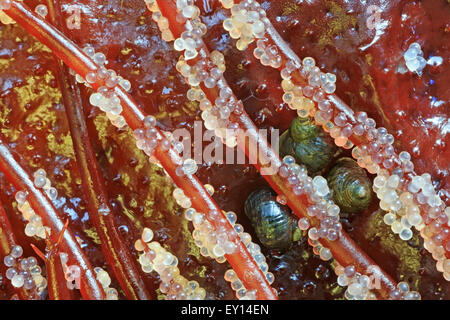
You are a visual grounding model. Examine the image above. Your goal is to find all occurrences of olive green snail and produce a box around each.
[279,117,339,175]
[244,188,300,251]
[280,117,373,214]
[326,157,373,214]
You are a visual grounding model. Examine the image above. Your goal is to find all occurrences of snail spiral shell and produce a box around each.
[326,157,373,214]
[244,189,298,250]
[280,117,338,174]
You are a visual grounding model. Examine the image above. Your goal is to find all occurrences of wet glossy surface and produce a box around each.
[0,0,448,299]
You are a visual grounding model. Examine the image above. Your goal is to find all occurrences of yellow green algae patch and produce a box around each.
[364,210,422,290]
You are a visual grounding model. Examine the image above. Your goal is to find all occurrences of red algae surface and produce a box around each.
[0,0,448,299]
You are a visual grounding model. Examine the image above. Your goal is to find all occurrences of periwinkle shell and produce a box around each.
[244,189,298,251]
[326,157,373,214]
[279,117,338,174]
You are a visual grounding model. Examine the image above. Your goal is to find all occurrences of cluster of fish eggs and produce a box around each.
[335,264,377,300]
[176,53,242,148]
[72,45,131,129]
[224,269,258,300]
[278,57,337,119]
[279,156,342,248]
[222,0,267,51]
[15,170,56,239]
[3,245,47,294]
[135,228,207,300]
[336,263,421,300]
[94,268,119,300]
[184,205,238,261]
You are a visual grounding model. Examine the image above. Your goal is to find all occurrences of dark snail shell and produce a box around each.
[244,188,299,250]
[279,117,338,175]
[326,157,373,214]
